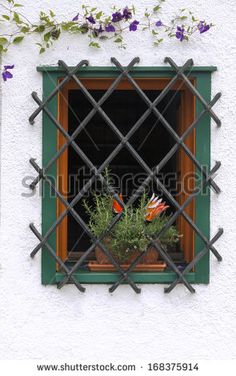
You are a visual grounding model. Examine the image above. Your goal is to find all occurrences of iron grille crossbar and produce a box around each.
[164,227,224,293]
[164,57,221,127]
[29,57,223,294]
[29,60,89,125]
[29,223,85,292]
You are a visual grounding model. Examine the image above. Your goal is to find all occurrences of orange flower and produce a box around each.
[112,193,124,214]
[145,194,169,222]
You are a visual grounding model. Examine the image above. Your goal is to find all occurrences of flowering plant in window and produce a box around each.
[83,191,180,265]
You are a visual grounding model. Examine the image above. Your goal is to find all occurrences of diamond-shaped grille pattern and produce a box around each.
[29,57,223,294]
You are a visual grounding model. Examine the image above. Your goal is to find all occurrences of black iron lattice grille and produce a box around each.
[29,57,223,294]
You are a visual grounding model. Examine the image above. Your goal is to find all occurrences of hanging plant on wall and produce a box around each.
[0,0,213,81]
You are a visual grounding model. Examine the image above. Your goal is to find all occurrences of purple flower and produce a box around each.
[129,20,139,31]
[176,26,185,41]
[198,21,210,34]
[93,25,104,36]
[72,13,79,22]
[2,65,14,82]
[86,15,96,24]
[105,24,116,32]
[123,7,132,20]
[156,20,163,27]
[112,12,123,22]
[4,65,14,70]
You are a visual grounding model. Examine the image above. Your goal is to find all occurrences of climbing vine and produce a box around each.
[0,0,213,81]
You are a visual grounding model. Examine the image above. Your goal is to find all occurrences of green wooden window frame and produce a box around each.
[38,64,216,286]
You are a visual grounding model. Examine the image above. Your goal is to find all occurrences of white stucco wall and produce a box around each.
[0,0,236,361]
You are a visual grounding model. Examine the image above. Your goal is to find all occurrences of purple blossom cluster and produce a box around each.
[112,7,132,23]
[72,6,138,35]
[156,19,211,42]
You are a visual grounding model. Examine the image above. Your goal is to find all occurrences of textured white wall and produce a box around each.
[0,0,236,361]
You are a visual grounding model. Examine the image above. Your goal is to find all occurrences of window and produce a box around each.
[29,58,223,293]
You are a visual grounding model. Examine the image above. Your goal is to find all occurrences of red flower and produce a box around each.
[145,194,169,222]
[112,193,124,214]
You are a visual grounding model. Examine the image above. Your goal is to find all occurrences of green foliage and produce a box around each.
[110,195,149,262]
[83,193,114,239]
[145,215,180,246]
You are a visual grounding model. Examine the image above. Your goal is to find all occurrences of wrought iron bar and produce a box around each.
[164,57,221,127]
[29,60,89,125]
[29,223,86,292]
[164,228,224,293]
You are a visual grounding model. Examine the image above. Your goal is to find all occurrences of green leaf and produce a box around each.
[99,35,108,40]
[105,16,111,24]
[114,37,122,43]
[89,41,100,48]
[153,5,161,12]
[96,11,103,19]
[43,31,51,42]
[34,25,45,33]
[0,37,8,44]
[13,3,24,7]
[13,11,22,24]
[78,24,89,34]
[21,26,30,33]
[39,47,46,54]
[49,10,55,17]
[2,15,10,21]
[61,22,75,31]
[13,35,24,44]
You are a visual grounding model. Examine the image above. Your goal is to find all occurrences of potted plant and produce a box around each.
[83,191,180,270]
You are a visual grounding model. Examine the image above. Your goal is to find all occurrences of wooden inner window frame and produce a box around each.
[57,78,196,265]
